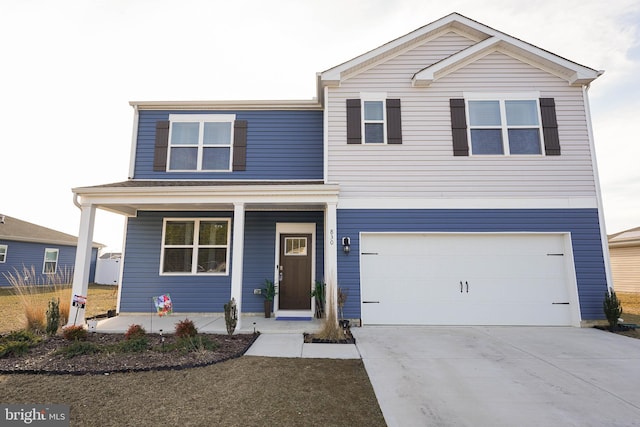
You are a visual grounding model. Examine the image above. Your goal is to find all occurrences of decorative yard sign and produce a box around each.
[72,294,87,309]
[72,294,87,325]
[153,294,173,316]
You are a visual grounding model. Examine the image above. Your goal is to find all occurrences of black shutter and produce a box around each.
[153,121,170,171]
[346,99,362,144]
[386,99,402,144]
[450,99,469,156]
[540,98,560,156]
[232,120,248,171]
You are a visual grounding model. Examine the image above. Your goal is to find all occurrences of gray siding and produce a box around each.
[336,209,607,321]
[326,32,597,201]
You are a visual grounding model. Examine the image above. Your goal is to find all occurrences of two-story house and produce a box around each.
[69,13,609,328]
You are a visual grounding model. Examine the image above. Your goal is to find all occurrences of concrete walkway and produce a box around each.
[352,326,640,427]
[94,314,359,359]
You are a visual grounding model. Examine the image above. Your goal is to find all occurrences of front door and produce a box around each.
[278,234,312,310]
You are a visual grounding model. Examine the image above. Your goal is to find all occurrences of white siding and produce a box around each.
[327,32,597,202]
[610,246,640,293]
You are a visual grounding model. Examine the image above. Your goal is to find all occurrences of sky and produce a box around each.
[1,0,639,252]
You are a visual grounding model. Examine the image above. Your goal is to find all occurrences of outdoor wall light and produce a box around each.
[342,237,351,254]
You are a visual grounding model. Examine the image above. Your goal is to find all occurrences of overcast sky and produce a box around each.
[1,0,638,252]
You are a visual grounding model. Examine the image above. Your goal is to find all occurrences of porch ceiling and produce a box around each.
[72,180,339,217]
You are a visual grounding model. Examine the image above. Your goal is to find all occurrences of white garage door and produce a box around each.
[360,233,577,326]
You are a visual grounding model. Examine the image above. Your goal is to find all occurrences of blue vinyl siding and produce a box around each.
[336,209,607,321]
[134,110,323,180]
[242,211,324,313]
[0,241,97,286]
[119,210,324,313]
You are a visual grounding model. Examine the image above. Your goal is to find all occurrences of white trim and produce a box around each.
[323,85,329,183]
[128,105,139,179]
[583,85,613,290]
[230,203,245,331]
[0,244,7,263]
[322,13,601,87]
[131,100,322,111]
[43,248,59,274]
[463,91,540,100]
[168,114,236,122]
[274,222,316,318]
[463,94,544,156]
[167,114,236,173]
[337,197,598,210]
[159,217,231,276]
[359,231,581,326]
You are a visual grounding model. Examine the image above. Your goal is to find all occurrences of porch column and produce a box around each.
[67,203,96,327]
[324,202,338,314]
[230,202,245,332]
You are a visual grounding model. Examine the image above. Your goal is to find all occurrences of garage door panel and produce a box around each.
[360,233,575,326]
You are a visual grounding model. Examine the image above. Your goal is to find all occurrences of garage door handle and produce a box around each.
[363,301,380,304]
[466,281,469,293]
[460,281,463,293]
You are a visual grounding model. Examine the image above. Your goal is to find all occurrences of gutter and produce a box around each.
[583,83,614,290]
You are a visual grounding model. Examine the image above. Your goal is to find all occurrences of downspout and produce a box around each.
[128,104,140,179]
[583,83,614,291]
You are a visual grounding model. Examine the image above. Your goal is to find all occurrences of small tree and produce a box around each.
[224,298,238,336]
[603,287,623,331]
[46,297,61,336]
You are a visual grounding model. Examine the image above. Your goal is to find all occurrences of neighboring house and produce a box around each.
[0,214,102,286]
[69,13,610,327]
[94,252,121,286]
[609,227,640,293]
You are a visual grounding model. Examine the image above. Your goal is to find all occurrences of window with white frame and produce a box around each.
[0,245,7,263]
[161,219,230,275]
[466,94,543,155]
[363,100,386,144]
[43,248,59,274]
[168,115,235,171]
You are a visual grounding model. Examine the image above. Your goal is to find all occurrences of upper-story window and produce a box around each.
[450,94,560,157]
[346,95,402,145]
[43,248,59,274]
[0,245,7,263]
[467,97,542,155]
[363,100,386,144]
[167,115,235,171]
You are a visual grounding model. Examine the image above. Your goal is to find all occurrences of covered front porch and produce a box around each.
[69,181,340,331]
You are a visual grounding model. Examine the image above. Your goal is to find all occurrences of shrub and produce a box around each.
[118,337,149,353]
[0,341,30,358]
[46,297,61,336]
[175,319,198,338]
[56,341,100,359]
[124,324,146,340]
[176,335,218,353]
[5,266,72,331]
[604,287,623,330]
[62,325,87,341]
[0,330,41,358]
[224,298,237,336]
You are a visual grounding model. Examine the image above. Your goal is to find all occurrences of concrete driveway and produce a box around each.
[352,326,640,427]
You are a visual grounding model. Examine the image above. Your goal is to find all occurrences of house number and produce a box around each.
[330,230,334,245]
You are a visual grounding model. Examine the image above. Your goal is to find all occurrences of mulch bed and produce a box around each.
[0,332,258,375]
[303,327,356,344]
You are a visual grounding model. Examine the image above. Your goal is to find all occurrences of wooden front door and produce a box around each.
[278,234,312,310]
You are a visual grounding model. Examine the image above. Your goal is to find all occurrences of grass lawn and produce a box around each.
[0,286,386,426]
[0,284,117,334]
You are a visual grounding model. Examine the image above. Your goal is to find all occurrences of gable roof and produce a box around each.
[320,12,602,87]
[0,214,104,248]
[608,227,640,248]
